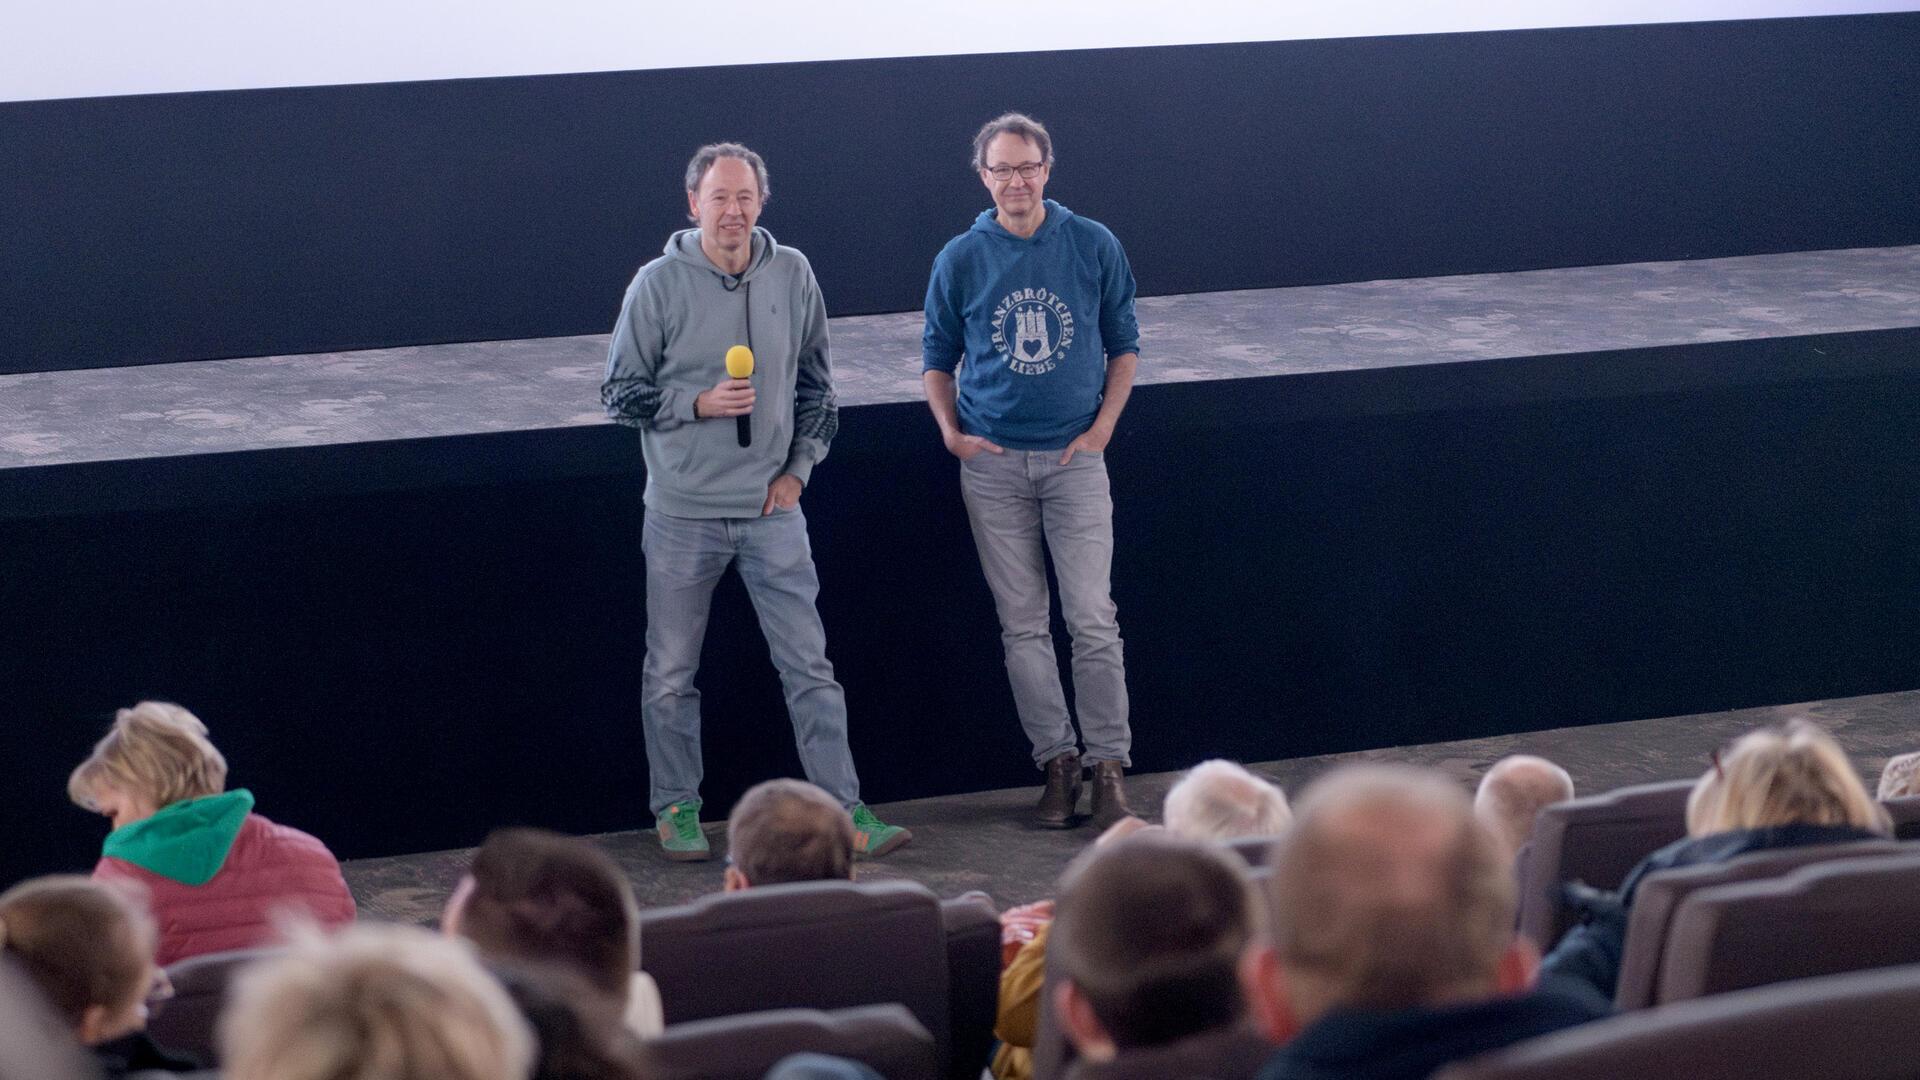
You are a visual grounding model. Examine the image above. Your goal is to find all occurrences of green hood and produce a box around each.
[101,789,255,885]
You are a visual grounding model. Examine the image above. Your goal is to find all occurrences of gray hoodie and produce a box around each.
[601,227,837,518]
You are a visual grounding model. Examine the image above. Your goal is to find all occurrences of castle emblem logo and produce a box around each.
[990,288,1076,375]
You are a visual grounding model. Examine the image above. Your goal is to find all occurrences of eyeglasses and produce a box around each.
[984,162,1045,181]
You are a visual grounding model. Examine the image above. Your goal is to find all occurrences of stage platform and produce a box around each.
[2,244,1917,498]
[4,246,1918,885]
[343,687,1920,919]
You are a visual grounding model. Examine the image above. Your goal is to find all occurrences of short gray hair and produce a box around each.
[971,112,1054,171]
[684,142,771,203]
[1163,760,1291,841]
[1269,765,1516,1012]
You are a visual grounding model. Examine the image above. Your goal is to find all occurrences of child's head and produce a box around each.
[68,702,228,830]
[0,876,158,1045]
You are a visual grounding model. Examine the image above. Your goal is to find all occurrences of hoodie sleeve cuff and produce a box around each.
[660,386,699,426]
[783,442,823,487]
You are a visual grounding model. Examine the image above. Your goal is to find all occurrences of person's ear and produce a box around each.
[1053,981,1117,1062]
[76,1003,111,1046]
[1239,944,1302,1043]
[1495,936,1541,995]
[440,874,475,937]
[723,866,750,892]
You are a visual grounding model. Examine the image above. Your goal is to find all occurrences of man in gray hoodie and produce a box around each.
[600,142,908,862]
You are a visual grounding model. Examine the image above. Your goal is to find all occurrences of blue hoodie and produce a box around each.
[922,200,1140,450]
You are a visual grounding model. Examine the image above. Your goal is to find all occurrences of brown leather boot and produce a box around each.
[1035,751,1083,828]
[1087,761,1133,830]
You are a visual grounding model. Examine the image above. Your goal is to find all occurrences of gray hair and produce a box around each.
[1163,760,1291,841]
[1473,755,1574,856]
[684,142,771,203]
[971,112,1054,171]
[1880,750,1920,800]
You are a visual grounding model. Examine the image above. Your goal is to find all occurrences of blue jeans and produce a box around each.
[959,449,1131,769]
[640,506,861,816]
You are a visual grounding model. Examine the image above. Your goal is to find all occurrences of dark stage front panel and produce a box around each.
[4,327,1918,883]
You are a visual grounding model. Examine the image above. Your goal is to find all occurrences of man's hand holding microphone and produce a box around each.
[693,345,800,516]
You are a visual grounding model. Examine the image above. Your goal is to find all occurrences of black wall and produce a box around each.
[5,13,1919,374]
[5,329,1917,883]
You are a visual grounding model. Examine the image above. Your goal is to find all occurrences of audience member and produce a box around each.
[0,874,198,1077]
[68,701,355,965]
[1877,749,1920,800]
[1245,765,1609,1080]
[1162,760,1293,842]
[1049,836,1274,1080]
[492,965,649,1080]
[1542,719,1888,997]
[994,760,1292,1080]
[0,954,99,1080]
[442,828,662,1038]
[220,922,534,1080]
[763,1055,883,1079]
[1473,755,1574,859]
[724,779,855,890]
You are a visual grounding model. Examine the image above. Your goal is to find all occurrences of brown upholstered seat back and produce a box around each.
[1516,780,1693,949]
[1657,852,1920,1005]
[639,881,951,1066]
[642,1004,939,1080]
[147,946,281,1066]
[1435,963,1920,1080]
[1614,839,1909,1009]
[1880,796,1920,840]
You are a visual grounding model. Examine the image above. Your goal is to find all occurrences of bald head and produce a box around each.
[1163,760,1292,841]
[1474,755,1574,857]
[1268,765,1518,1019]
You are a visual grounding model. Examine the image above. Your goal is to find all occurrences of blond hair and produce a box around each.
[1687,720,1888,837]
[220,923,534,1080]
[0,876,155,1029]
[1162,760,1292,841]
[67,701,227,811]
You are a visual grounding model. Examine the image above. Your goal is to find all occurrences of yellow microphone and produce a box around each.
[725,345,754,447]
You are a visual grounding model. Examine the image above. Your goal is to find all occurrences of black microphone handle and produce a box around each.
[736,414,752,448]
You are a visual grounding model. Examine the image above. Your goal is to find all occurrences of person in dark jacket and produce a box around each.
[0,875,199,1078]
[1244,765,1610,1080]
[1541,719,1889,997]
[68,701,355,966]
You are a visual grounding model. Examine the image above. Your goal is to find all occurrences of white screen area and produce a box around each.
[7,0,1915,103]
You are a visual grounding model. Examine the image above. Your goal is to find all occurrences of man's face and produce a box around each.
[979,133,1049,219]
[687,157,762,260]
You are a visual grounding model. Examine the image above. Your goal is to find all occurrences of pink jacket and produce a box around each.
[95,813,356,966]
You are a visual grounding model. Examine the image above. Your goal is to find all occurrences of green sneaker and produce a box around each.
[656,800,711,862]
[851,804,912,858]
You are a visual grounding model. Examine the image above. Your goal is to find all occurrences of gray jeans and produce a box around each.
[640,506,861,815]
[960,449,1131,768]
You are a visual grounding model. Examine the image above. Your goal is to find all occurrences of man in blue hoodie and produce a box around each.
[601,143,908,862]
[923,113,1141,829]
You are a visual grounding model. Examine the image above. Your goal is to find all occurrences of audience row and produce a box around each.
[6,700,1920,1080]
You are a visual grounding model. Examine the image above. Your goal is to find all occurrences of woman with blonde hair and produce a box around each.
[69,701,355,965]
[0,875,198,1077]
[1543,719,1887,996]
